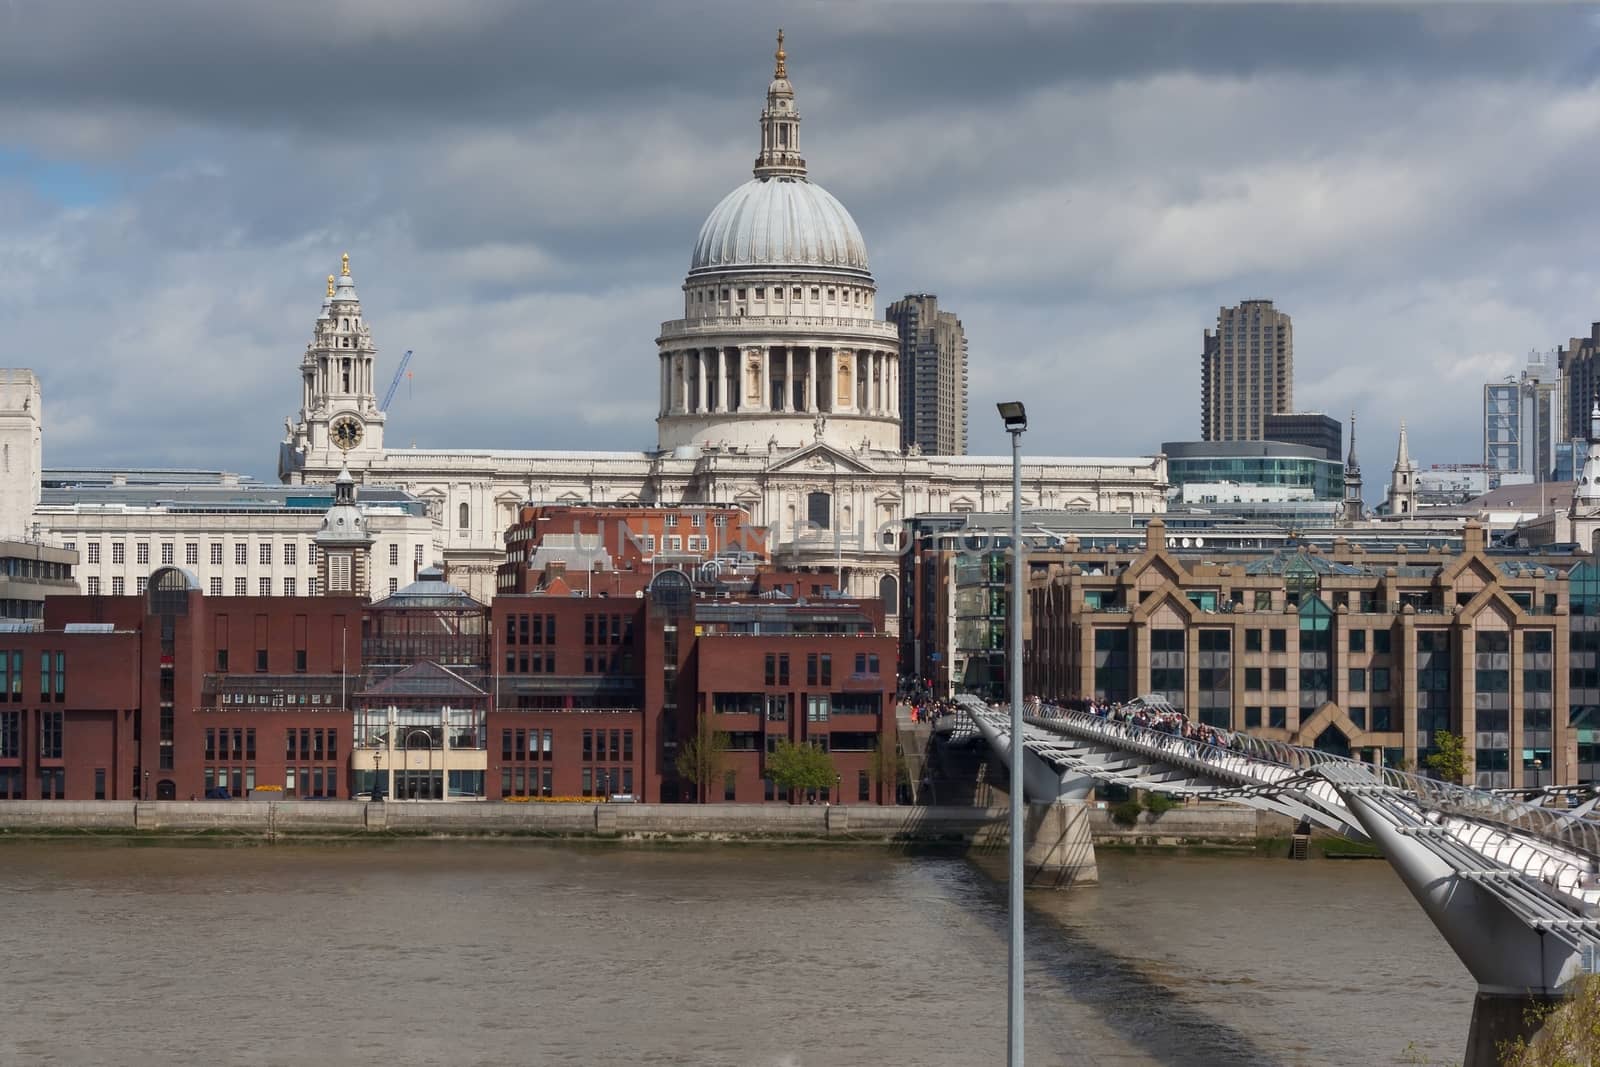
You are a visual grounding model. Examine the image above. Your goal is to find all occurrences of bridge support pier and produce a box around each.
[1023,801,1098,887]
[1464,989,1560,1067]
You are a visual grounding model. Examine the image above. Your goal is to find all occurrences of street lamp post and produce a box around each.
[997,400,1028,1067]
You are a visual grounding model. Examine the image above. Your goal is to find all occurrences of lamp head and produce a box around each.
[997,401,1028,432]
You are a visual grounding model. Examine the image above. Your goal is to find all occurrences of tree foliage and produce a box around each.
[674,717,729,803]
[871,741,905,803]
[1499,975,1600,1066]
[766,740,838,794]
[1425,730,1468,783]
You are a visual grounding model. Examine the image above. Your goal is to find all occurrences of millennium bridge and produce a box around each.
[951,692,1600,1066]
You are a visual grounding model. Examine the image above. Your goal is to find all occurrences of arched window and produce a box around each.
[458,502,470,530]
[879,574,898,612]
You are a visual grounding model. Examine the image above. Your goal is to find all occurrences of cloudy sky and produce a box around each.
[5,1,1600,485]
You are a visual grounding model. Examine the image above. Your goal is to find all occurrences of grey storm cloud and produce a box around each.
[3,2,1600,483]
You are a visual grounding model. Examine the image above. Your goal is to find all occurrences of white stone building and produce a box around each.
[278,36,1168,603]
[0,370,42,540]
[32,467,440,600]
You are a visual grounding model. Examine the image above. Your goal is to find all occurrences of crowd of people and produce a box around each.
[1028,696,1251,763]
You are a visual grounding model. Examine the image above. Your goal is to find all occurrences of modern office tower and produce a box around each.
[886,294,968,455]
[1263,412,1341,462]
[1485,349,1562,481]
[1201,300,1293,442]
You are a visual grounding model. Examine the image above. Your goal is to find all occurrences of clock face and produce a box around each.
[330,417,363,451]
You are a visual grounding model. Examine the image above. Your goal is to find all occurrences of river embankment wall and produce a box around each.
[0,799,1283,846]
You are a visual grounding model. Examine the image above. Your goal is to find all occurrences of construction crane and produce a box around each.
[380,349,414,412]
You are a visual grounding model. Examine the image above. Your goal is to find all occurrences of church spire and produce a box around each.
[1575,394,1600,509]
[754,30,806,180]
[1386,418,1417,517]
[1341,409,1363,525]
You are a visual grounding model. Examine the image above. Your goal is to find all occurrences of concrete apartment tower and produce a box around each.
[0,370,42,540]
[886,294,968,455]
[1201,299,1294,441]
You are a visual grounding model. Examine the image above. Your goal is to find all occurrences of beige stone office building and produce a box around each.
[1201,299,1294,442]
[1026,518,1578,788]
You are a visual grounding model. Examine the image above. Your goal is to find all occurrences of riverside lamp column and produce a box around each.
[997,400,1028,1067]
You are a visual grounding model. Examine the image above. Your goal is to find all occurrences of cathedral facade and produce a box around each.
[279,37,1168,603]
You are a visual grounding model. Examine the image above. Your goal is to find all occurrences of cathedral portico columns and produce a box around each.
[784,347,794,412]
[759,346,771,411]
[808,347,818,413]
[696,349,707,413]
[715,348,726,413]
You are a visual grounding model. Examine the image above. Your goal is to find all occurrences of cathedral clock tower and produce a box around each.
[280,253,386,482]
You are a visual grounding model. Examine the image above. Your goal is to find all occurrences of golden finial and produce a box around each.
[341,252,350,276]
[774,28,786,78]
[326,274,335,298]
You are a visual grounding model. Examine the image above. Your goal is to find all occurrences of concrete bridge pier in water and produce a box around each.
[1336,784,1577,1067]
[964,702,1098,886]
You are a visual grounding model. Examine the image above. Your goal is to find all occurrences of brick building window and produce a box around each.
[0,710,19,757]
[210,578,222,596]
[41,710,62,759]
[112,577,124,595]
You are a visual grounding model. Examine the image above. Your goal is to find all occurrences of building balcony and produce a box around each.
[658,316,901,344]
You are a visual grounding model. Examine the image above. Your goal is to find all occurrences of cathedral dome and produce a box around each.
[689,177,869,279]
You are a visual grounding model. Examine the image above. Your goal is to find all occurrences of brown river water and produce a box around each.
[0,843,1469,1066]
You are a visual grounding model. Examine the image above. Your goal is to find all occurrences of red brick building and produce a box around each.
[8,561,896,804]
[496,503,768,596]
[490,572,896,803]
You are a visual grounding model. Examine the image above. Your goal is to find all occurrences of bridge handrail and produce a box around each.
[1017,697,1600,863]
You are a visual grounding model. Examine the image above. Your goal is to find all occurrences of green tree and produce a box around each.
[1500,974,1600,1065]
[871,742,905,804]
[1425,730,1468,783]
[766,740,838,800]
[674,716,729,803]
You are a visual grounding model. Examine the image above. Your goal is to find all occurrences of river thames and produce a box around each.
[0,843,1469,1066]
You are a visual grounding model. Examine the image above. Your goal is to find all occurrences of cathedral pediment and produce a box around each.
[764,442,876,477]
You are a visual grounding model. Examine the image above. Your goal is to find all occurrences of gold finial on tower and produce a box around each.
[327,274,335,297]
[774,28,786,78]
[341,252,350,276]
